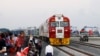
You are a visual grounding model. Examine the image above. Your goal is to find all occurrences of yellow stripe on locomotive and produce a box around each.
[49,38,70,45]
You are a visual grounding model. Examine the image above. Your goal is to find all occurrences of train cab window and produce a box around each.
[60,21,68,27]
[51,22,59,27]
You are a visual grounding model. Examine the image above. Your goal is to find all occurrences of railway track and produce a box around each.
[55,47,74,56]
[42,37,95,56]
[71,41,100,49]
[66,46,93,56]
[55,46,93,56]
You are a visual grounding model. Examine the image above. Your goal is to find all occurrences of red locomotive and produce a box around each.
[39,14,70,45]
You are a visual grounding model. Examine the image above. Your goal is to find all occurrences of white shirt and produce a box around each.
[13,36,18,44]
[35,38,38,44]
[45,45,53,55]
[29,36,33,41]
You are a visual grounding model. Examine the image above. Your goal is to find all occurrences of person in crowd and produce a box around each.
[16,42,38,56]
[5,33,10,52]
[37,40,42,56]
[28,42,38,56]
[0,33,6,56]
[45,45,53,56]
[13,34,18,44]
[16,42,31,56]
[9,34,16,56]
[15,31,25,52]
[29,35,33,41]
[34,38,39,48]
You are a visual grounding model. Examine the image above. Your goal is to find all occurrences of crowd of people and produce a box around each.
[0,31,43,56]
[0,31,54,56]
[0,31,26,56]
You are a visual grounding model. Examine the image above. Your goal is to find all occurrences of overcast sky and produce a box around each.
[0,0,100,30]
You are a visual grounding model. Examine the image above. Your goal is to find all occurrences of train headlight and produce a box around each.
[65,30,68,31]
[52,30,55,32]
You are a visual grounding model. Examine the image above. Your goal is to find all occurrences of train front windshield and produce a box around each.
[50,21,68,27]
